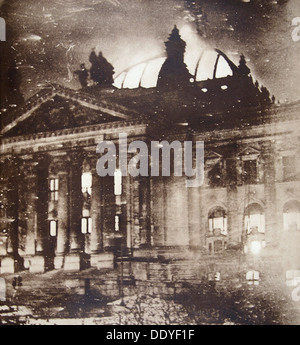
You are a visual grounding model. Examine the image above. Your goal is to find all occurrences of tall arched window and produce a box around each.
[283,200,300,232]
[244,203,265,234]
[208,207,227,235]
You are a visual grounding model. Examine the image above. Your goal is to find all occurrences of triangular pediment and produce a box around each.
[238,146,260,157]
[1,85,135,137]
[206,151,222,160]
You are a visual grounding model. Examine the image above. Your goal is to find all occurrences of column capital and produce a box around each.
[68,149,86,167]
[261,140,275,156]
[21,159,39,179]
[49,154,71,175]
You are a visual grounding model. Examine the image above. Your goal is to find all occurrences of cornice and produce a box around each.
[0,119,148,155]
[0,84,143,135]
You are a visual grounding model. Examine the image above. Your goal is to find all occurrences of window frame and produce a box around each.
[246,270,260,285]
[114,169,122,196]
[208,207,227,235]
[81,172,92,196]
[49,220,58,237]
[282,155,296,182]
[244,203,265,234]
[81,217,92,235]
[286,270,300,287]
[49,178,59,201]
[283,200,300,232]
[242,159,258,184]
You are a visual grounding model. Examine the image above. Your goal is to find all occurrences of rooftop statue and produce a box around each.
[89,50,115,87]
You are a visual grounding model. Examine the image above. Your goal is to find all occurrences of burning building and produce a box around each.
[0,26,299,299]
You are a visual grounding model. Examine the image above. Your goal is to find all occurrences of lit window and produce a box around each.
[0,203,5,219]
[49,220,57,237]
[246,270,260,285]
[208,272,221,282]
[283,201,300,232]
[82,172,92,195]
[114,170,122,196]
[82,209,90,218]
[49,178,59,201]
[245,204,265,234]
[81,217,92,234]
[115,215,120,231]
[286,270,300,287]
[208,207,227,235]
[245,240,266,255]
[215,272,221,281]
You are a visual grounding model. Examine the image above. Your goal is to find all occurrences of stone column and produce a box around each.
[262,141,277,246]
[19,159,41,273]
[227,184,239,246]
[139,176,151,247]
[225,146,240,246]
[0,157,21,274]
[64,152,85,271]
[188,185,201,248]
[125,174,133,250]
[90,164,102,254]
[101,175,115,249]
[30,155,49,273]
[89,161,113,269]
[132,177,141,248]
[151,175,166,246]
[53,156,70,269]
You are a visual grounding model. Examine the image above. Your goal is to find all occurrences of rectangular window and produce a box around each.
[283,156,296,181]
[245,214,265,233]
[208,272,221,282]
[81,172,92,195]
[81,217,92,234]
[114,170,122,196]
[283,211,300,231]
[243,160,257,184]
[208,210,227,235]
[49,178,59,201]
[115,215,120,231]
[246,270,260,285]
[49,220,58,237]
[286,270,300,287]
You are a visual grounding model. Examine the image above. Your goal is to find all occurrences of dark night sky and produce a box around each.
[0,0,299,102]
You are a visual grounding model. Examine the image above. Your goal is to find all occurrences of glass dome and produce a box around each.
[114,49,234,89]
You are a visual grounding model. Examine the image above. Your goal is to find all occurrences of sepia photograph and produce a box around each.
[0,0,300,327]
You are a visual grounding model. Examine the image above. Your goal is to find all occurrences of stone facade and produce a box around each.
[0,29,300,296]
